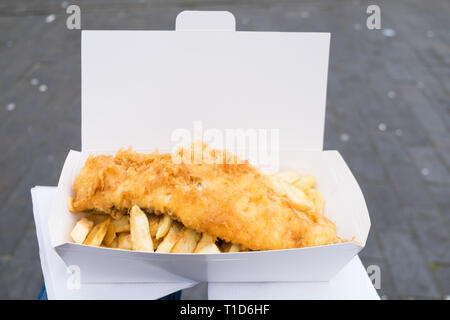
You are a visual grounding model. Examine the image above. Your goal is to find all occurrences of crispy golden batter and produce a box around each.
[70,146,341,251]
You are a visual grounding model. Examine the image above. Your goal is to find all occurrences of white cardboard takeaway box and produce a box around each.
[49,11,370,283]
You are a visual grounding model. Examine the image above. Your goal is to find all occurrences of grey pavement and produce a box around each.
[0,0,449,299]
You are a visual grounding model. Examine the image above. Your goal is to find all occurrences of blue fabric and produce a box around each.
[37,283,181,300]
[159,290,182,300]
[37,283,48,300]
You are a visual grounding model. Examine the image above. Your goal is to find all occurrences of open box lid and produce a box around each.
[82,11,330,152]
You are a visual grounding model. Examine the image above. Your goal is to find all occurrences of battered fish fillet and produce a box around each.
[69,146,341,251]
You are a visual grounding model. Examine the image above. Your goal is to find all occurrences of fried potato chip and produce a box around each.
[153,237,162,249]
[147,213,160,238]
[130,206,154,252]
[110,208,125,220]
[67,197,75,213]
[275,171,302,184]
[85,212,110,225]
[308,189,324,215]
[118,232,132,250]
[227,243,241,253]
[268,175,314,212]
[295,174,316,191]
[70,217,94,244]
[111,215,130,233]
[171,228,201,253]
[156,222,183,253]
[103,223,116,247]
[219,241,240,253]
[83,218,110,246]
[156,214,172,239]
[109,237,119,248]
[194,233,220,254]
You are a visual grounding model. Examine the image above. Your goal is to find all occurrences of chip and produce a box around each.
[103,223,116,247]
[118,232,132,250]
[268,175,314,212]
[70,217,94,244]
[111,215,130,233]
[83,218,110,246]
[156,214,172,239]
[194,233,220,254]
[147,213,160,238]
[275,171,302,184]
[172,228,201,253]
[295,174,316,191]
[130,206,154,252]
[156,222,183,253]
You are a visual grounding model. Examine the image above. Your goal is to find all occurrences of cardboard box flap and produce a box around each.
[49,150,84,247]
[323,151,371,245]
[82,11,330,152]
[176,10,236,31]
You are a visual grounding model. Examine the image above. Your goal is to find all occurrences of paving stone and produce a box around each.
[404,208,450,263]
[400,85,448,136]
[429,132,450,168]
[385,163,435,210]
[324,115,346,153]
[0,227,43,299]
[385,47,424,82]
[359,227,383,261]
[336,112,373,148]
[428,185,450,215]
[343,144,386,183]
[408,146,450,186]
[0,255,11,297]
[360,183,404,229]
[417,73,450,111]
[378,224,440,298]
[389,114,431,148]
[430,40,450,65]
[434,266,450,299]
[358,87,409,132]
[0,153,60,255]
[41,120,81,157]
[371,131,411,164]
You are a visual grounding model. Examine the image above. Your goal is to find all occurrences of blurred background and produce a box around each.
[0,0,449,299]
